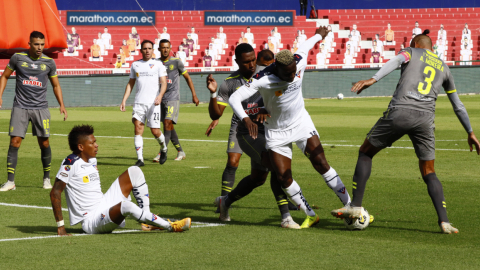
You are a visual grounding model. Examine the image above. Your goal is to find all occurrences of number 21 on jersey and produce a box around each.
[417,66,436,95]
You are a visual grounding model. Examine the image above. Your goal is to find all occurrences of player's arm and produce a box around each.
[50,178,71,236]
[229,84,259,139]
[0,66,14,109]
[205,119,219,137]
[120,78,136,111]
[50,76,68,121]
[206,74,227,120]
[155,75,167,106]
[352,53,408,94]
[181,69,199,106]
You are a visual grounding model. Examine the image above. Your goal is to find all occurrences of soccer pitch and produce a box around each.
[1,96,479,269]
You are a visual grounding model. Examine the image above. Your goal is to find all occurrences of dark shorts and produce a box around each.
[161,100,180,124]
[9,107,51,138]
[367,107,435,160]
[227,124,243,154]
[237,132,269,172]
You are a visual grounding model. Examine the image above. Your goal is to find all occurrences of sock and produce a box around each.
[170,129,183,152]
[221,165,237,196]
[155,133,167,152]
[120,200,170,229]
[282,180,316,217]
[422,173,449,224]
[128,166,150,213]
[224,175,264,207]
[270,172,290,220]
[164,130,172,149]
[134,135,143,161]
[41,146,51,179]
[351,152,373,207]
[7,146,19,183]
[322,167,351,206]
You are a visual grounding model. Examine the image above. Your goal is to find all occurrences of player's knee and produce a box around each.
[38,139,50,148]
[163,120,174,130]
[10,137,22,148]
[127,166,146,187]
[422,172,438,184]
[227,156,241,168]
[120,200,137,216]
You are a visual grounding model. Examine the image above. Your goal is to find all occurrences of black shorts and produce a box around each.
[367,107,435,160]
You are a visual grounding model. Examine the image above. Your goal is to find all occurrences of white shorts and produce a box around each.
[81,179,131,234]
[132,103,161,129]
[265,115,319,159]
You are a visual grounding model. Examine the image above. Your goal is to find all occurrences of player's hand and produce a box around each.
[120,103,126,112]
[206,74,217,93]
[255,108,271,124]
[351,78,377,94]
[205,120,219,137]
[243,117,258,139]
[57,226,71,236]
[315,26,329,40]
[60,106,68,121]
[154,95,162,106]
[192,95,200,106]
[467,132,480,155]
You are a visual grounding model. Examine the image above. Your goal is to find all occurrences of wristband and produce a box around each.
[57,220,64,227]
[210,92,217,98]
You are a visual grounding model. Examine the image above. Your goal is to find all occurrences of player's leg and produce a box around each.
[132,104,147,166]
[164,101,185,161]
[146,104,167,164]
[221,126,243,196]
[302,135,351,206]
[154,101,171,163]
[269,148,319,228]
[31,108,53,188]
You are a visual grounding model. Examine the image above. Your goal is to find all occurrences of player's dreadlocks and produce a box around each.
[275,49,295,66]
[68,125,94,153]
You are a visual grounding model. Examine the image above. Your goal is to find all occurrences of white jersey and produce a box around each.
[229,34,323,130]
[160,33,170,40]
[56,154,102,226]
[101,33,111,45]
[316,52,327,65]
[130,59,167,104]
[245,33,254,44]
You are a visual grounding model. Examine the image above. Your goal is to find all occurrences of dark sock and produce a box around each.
[422,173,449,224]
[7,146,19,182]
[270,172,290,219]
[164,130,172,150]
[225,175,263,207]
[170,129,183,152]
[221,165,237,196]
[351,151,373,207]
[41,146,52,179]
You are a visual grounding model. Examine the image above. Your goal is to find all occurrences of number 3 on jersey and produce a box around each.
[417,66,436,95]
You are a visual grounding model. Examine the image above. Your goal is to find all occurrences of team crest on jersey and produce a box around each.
[101,214,106,220]
[93,164,98,171]
[21,62,28,68]
[245,79,253,87]
[40,64,46,71]
[149,64,155,69]
[64,165,71,171]
[169,64,174,70]
[31,63,38,69]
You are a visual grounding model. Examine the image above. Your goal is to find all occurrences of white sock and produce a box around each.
[134,135,143,161]
[322,167,351,206]
[283,180,316,217]
[128,166,150,213]
[155,133,167,152]
[120,201,170,229]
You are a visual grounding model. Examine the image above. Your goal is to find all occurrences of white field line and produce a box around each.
[0,202,225,242]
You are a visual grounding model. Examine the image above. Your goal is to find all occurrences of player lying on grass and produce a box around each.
[331,30,480,234]
[228,27,352,228]
[205,46,300,229]
[50,124,191,235]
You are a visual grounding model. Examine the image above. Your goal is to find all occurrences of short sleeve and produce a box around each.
[443,68,456,93]
[48,60,58,77]
[158,63,167,77]
[177,59,186,75]
[216,80,230,106]
[129,64,136,79]
[6,54,18,71]
[398,47,412,63]
[56,161,73,184]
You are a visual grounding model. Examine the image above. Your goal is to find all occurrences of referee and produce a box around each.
[0,31,68,191]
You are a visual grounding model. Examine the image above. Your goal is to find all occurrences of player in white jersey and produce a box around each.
[120,40,168,166]
[50,125,191,235]
[228,27,352,228]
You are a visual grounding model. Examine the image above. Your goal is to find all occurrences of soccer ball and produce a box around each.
[337,93,344,100]
[343,207,371,230]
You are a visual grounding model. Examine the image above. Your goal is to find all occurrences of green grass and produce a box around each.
[1,96,480,269]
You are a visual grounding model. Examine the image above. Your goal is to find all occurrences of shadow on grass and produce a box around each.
[7,225,84,235]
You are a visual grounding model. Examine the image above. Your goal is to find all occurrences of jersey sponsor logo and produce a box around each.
[136,72,139,77]
[64,165,71,171]
[21,62,28,68]
[83,175,90,183]
[22,79,43,87]
[247,102,258,108]
[88,173,100,182]
[167,79,172,84]
[244,107,261,115]
[31,63,38,69]
[40,64,46,71]
[275,90,283,97]
[60,172,68,177]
